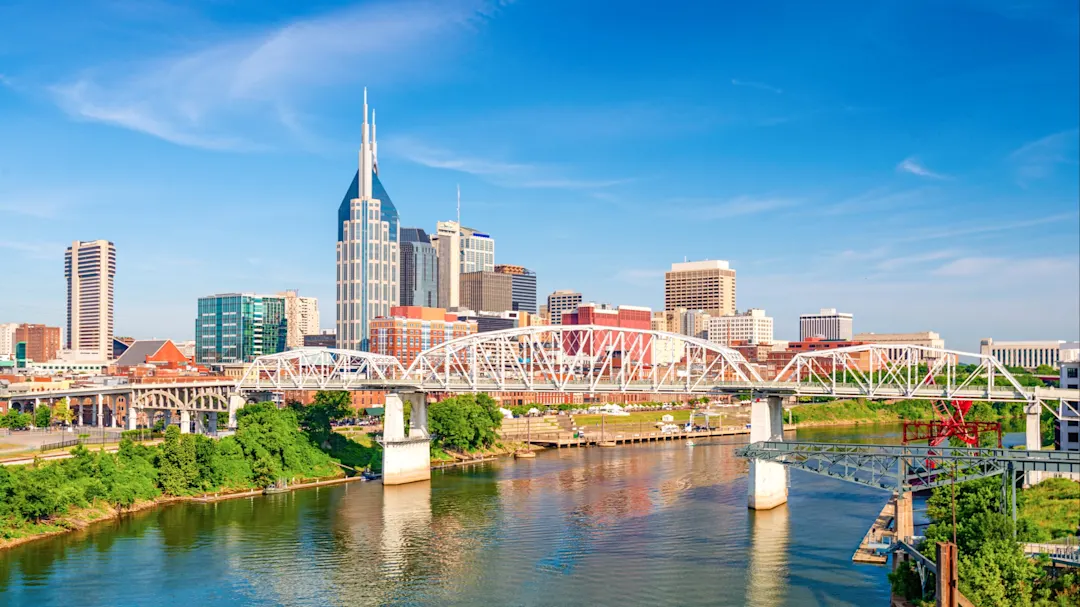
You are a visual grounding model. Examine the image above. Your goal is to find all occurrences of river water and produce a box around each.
[1,425,934,606]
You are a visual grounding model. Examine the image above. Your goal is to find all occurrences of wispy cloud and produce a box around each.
[1008,128,1080,182]
[875,249,959,272]
[0,240,65,260]
[933,256,1077,278]
[388,136,629,190]
[731,78,783,94]
[896,211,1079,243]
[897,156,948,179]
[687,196,799,220]
[49,0,505,150]
[824,187,936,215]
[615,268,666,286]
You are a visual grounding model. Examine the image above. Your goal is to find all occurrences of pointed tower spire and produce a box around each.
[359,87,372,200]
[372,109,378,175]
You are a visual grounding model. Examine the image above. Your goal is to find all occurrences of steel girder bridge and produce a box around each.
[235,327,1077,409]
[735,441,1080,494]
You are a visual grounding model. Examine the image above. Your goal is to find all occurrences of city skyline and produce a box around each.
[1,0,1078,350]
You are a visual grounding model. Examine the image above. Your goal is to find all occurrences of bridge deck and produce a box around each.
[852,498,896,564]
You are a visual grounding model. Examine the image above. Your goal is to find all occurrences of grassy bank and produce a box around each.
[1019,477,1080,540]
[788,398,1027,425]
[573,409,695,427]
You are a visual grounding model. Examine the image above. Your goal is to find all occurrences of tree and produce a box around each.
[428,394,502,451]
[1,409,32,430]
[157,426,198,495]
[53,398,74,426]
[293,391,353,448]
[34,405,52,429]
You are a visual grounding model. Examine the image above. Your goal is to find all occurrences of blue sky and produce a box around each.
[1,0,1078,351]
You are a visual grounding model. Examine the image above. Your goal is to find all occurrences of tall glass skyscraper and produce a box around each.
[400,227,438,308]
[337,90,400,351]
[195,293,287,364]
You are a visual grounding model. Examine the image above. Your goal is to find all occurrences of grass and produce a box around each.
[572,409,695,427]
[1019,478,1080,540]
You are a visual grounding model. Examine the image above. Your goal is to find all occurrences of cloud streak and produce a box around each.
[731,78,783,94]
[50,0,505,150]
[897,156,947,179]
[686,196,799,220]
[1008,128,1080,181]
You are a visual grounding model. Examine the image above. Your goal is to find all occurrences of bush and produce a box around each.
[428,393,502,451]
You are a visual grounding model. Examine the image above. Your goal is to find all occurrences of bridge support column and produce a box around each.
[748,395,788,510]
[209,412,218,434]
[127,406,138,430]
[382,392,431,486]
[1024,403,1042,486]
[179,410,190,434]
[228,394,243,429]
[96,394,104,428]
[895,492,914,543]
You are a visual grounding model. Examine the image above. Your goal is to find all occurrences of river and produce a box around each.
[0,424,970,606]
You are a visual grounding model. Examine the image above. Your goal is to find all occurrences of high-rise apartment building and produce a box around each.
[370,306,476,366]
[13,323,62,362]
[708,309,774,346]
[546,290,582,326]
[494,265,537,313]
[337,90,399,351]
[400,227,439,308]
[195,294,287,364]
[0,323,16,357]
[460,271,513,313]
[664,260,736,317]
[279,290,320,349]
[65,239,116,359]
[432,221,494,309]
[799,308,853,341]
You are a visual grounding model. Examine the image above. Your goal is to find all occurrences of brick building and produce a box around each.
[13,323,61,362]
[561,303,653,365]
[369,306,477,366]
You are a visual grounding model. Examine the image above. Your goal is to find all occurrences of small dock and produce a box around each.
[519,424,796,449]
[852,498,896,564]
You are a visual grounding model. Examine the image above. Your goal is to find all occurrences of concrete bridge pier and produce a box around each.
[382,392,431,486]
[1024,403,1042,486]
[748,395,788,510]
[127,406,138,430]
[228,394,244,429]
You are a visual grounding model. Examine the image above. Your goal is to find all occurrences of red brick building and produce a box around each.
[369,306,476,366]
[14,323,61,362]
[561,303,653,365]
[112,340,192,374]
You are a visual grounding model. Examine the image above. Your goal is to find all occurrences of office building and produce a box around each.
[799,308,853,341]
[432,221,495,309]
[370,306,475,366]
[494,265,537,314]
[337,90,399,351]
[13,323,62,362]
[1057,362,1079,452]
[460,271,513,313]
[195,293,287,364]
[562,303,652,363]
[680,309,712,340]
[546,290,582,326]
[664,260,736,317]
[65,239,116,359]
[280,290,320,349]
[708,309,774,346]
[854,331,946,361]
[304,331,337,349]
[979,339,1078,370]
[400,227,439,308]
[0,323,16,357]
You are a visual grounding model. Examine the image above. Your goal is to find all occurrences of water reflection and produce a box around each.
[747,505,791,607]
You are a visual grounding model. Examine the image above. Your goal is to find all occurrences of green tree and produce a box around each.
[428,393,502,451]
[53,398,74,426]
[292,391,352,449]
[34,405,52,429]
[157,426,198,495]
[1,409,32,430]
[1033,364,1056,375]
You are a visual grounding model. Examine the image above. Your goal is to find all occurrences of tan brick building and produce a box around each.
[664,260,736,317]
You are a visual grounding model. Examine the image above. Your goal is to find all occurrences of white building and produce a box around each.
[432,220,495,309]
[280,290,320,349]
[0,323,16,357]
[799,308,853,341]
[65,239,116,360]
[854,331,946,360]
[979,338,1078,370]
[1058,362,1079,453]
[708,309,774,346]
[336,89,399,351]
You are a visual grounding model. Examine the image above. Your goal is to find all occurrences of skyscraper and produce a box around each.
[546,290,582,325]
[400,227,439,308]
[459,271,513,313]
[432,219,494,309]
[494,264,537,313]
[279,290,320,349]
[799,308,853,341]
[195,293,287,364]
[336,90,399,351]
[664,260,736,317]
[65,239,116,359]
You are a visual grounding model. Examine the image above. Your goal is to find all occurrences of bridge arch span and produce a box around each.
[240,347,408,391]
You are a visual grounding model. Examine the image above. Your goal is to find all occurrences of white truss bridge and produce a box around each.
[236,326,1078,416]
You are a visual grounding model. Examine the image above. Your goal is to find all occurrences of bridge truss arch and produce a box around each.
[406,324,762,393]
[239,347,408,391]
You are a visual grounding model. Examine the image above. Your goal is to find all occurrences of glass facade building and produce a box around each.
[400,227,438,308]
[195,293,287,364]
